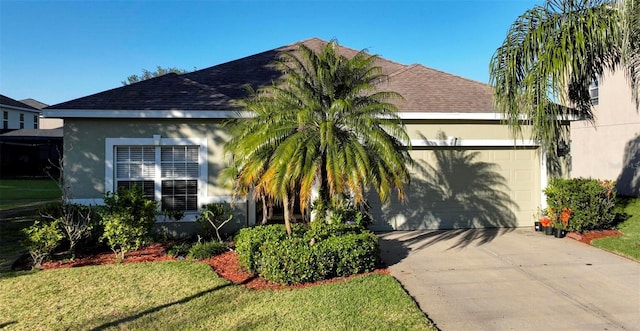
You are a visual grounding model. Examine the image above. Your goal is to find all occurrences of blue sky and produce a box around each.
[1,0,540,106]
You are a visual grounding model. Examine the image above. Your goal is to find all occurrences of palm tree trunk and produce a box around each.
[283,194,292,235]
[261,196,268,224]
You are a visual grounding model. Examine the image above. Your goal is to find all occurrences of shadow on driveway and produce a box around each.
[378,228,515,267]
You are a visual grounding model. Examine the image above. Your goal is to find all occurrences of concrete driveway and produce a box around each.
[379,229,640,330]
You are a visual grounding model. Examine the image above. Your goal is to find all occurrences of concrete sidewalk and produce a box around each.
[379,229,640,331]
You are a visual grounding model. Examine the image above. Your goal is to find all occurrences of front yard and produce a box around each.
[0,261,434,330]
[592,197,640,261]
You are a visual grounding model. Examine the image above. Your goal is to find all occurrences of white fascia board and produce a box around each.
[41,109,249,119]
[1,104,41,114]
[410,139,539,147]
[398,112,504,120]
[397,112,578,121]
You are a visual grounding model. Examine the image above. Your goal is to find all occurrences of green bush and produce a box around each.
[544,178,617,232]
[36,202,102,254]
[187,241,229,259]
[235,224,295,273]
[167,242,192,258]
[318,232,380,277]
[22,219,64,268]
[259,237,326,285]
[237,222,380,285]
[305,220,364,242]
[99,187,159,259]
[312,198,373,228]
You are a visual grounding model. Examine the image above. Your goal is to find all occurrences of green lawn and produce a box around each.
[0,178,62,271]
[0,261,434,330]
[0,178,61,211]
[592,197,640,261]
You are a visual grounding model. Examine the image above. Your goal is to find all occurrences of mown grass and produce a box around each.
[0,261,434,330]
[0,178,60,211]
[592,197,640,261]
[0,179,61,270]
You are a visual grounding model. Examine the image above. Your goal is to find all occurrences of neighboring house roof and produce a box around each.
[0,128,63,138]
[0,94,40,112]
[20,98,49,110]
[46,37,495,114]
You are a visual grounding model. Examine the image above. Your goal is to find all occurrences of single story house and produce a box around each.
[43,38,568,234]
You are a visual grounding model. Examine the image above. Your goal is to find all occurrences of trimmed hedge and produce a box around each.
[544,178,617,232]
[234,224,305,272]
[235,223,380,285]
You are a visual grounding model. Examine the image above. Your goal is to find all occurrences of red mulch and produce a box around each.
[40,243,177,269]
[566,229,623,244]
[203,251,389,290]
[36,243,388,291]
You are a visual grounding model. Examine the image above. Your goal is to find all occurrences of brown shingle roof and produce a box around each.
[47,37,495,113]
[387,64,495,112]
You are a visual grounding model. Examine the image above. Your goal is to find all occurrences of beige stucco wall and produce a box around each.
[404,120,535,141]
[63,118,231,200]
[40,118,63,129]
[62,117,561,230]
[570,70,640,196]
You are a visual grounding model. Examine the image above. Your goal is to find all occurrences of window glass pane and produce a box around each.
[116,180,154,199]
[161,179,197,211]
[186,146,198,162]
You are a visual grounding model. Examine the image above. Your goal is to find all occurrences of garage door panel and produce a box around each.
[369,148,540,230]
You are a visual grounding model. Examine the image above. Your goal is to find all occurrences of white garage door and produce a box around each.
[369,147,541,230]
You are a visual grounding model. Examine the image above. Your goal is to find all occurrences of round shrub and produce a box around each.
[316,232,380,277]
[258,237,325,285]
[253,228,380,285]
[545,178,617,232]
[235,223,307,273]
[187,241,228,259]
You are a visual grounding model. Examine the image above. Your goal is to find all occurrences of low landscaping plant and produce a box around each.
[196,202,234,242]
[187,240,228,259]
[38,202,100,258]
[22,219,63,268]
[236,221,380,285]
[235,223,306,273]
[167,242,192,258]
[99,187,159,259]
[544,178,617,232]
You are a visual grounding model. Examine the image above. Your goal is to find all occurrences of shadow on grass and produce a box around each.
[89,283,234,330]
[0,321,17,329]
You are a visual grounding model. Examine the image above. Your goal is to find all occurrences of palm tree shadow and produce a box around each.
[373,132,519,250]
[89,283,233,330]
[616,134,640,196]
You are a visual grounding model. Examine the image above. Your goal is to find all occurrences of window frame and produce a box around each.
[33,114,38,129]
[105,136,208,220]
[589,77,599,105]
[2,111,7,129]
[19,113,24,129]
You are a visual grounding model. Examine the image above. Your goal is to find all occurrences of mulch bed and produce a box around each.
[24,229,621,290]
[566,229,623,244]
[32,243,388,291]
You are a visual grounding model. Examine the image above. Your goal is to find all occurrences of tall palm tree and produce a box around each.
[490,0,638,149]
[225,40,412,235]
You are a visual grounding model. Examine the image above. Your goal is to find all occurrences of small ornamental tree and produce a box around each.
[99,186,158,260]
[22,219,63,269]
